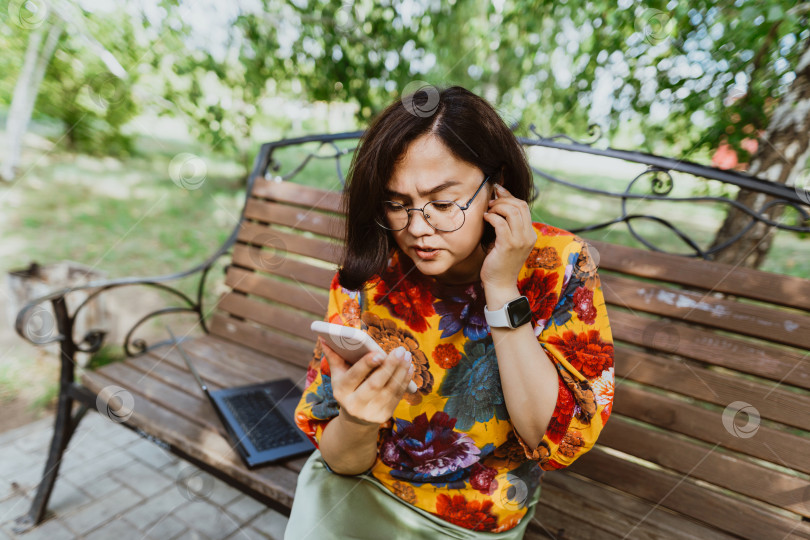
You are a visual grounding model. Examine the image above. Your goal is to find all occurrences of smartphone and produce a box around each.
[310,321,417,393]
[481,187,498,252]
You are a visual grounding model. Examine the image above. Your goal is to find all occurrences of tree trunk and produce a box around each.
[708,40,810,268]
[1,19,63,182]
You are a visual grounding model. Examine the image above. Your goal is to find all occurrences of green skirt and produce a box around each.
[284,449,543,540]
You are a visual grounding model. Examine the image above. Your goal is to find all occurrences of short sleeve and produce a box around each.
[513,237,615,470]
[293,271,363,450]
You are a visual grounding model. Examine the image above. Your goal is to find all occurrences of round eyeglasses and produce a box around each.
[375,175,493,232]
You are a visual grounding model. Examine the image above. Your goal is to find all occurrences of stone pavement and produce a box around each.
[0,412,290,539]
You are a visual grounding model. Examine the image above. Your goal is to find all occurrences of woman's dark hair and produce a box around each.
[337,85,537,291]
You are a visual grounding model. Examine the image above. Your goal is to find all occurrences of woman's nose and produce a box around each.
[407,209,435,235]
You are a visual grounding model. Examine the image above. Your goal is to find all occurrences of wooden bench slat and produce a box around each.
[609,309,810,390]
[614,382,810,475]
[244,198,345,241]
[251,177,344,214]
[236,222,343,265]
[615,345,810,431]
[209,313,312,369]
[181,334,308,382]
[541,472,741,540]
[568,447,810,540]
[601,274,810,350]
[80,367,301,509]
[141,340,307,395]
[598,416,810,517]
[224,266,328,317]
[531,472,739,540]
[589,238,810,310]
[217,292,317,343]
[231,243,335,289]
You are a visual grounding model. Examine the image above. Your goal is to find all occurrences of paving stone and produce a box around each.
[120,485,188,530]
[174,501,240,539]
[204,481,244,508]
[142,514,188,540]
[106,426,142,448]
[236,527,273,540]
[61,485,142,536]
[248,509,288,540]
[0,495,28,528]
[0,479,15,502]
[224,525,262,540]
[224,495,267,523]
[10,427,53,455]
[62,449,135,488]
[84,517,143,540]
[125,437,177,471]
[2,516,75,540]
[0,417,54,447]
[110,459,174,498]
[0,448,32,483]
[76,473,128,500]
[44,476,90,515]
[173,529,213,540]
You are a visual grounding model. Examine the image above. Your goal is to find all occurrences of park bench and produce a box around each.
[13,130,810,539]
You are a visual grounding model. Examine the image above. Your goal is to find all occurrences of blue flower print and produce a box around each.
[439,336,509,430]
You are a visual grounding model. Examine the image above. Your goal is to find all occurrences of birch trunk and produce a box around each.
[1,20,63,181]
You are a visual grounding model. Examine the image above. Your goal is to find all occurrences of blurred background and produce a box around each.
[1,0,808,430]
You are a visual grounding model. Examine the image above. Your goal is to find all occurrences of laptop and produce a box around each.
[165,326,315,469]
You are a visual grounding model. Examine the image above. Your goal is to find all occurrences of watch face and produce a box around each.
[508,296,533,328]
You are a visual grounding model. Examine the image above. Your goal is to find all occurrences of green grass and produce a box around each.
[0,363,24,404]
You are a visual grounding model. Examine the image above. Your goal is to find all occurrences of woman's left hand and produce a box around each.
[480,183,536,289]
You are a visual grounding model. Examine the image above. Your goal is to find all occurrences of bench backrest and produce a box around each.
[209,147,810,539]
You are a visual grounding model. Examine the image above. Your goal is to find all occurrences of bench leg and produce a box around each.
[12,384,89,534]
[13,295,93,534]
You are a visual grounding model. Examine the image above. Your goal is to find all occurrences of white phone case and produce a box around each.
[310,321,417,393]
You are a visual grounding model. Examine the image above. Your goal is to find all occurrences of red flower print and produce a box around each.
[546,375,576,444]
[546,329,614,379]
[469,462,498,495]
[518,270,558,326]
[533,222,574,237]
[572,286,597,325]
[374,252,435,332]
[434,493,499,531]
[432,343,462,369]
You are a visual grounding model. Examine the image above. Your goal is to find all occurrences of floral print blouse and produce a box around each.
[293,222,615,533]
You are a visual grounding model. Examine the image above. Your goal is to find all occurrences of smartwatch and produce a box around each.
[484,295,533,329]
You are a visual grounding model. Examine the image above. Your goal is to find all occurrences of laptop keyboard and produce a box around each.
[222,390,304,452]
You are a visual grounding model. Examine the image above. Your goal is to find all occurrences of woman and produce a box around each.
[285,85,615,539]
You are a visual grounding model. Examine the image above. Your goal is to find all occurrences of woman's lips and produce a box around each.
[414,247,440,259]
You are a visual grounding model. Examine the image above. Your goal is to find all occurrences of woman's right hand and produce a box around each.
[320,337,414,427]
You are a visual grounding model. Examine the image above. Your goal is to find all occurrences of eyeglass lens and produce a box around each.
[381,201,465,231]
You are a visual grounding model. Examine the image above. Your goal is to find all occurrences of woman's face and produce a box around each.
[384,133,498,285]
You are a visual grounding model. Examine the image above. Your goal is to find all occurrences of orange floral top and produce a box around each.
[293,222,615,533]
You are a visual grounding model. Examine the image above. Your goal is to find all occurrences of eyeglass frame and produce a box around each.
[375,173,496,232]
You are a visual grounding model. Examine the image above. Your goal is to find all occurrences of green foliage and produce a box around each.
[34,10,143,156]
[158,0,808,163]
[3,1,808,166]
